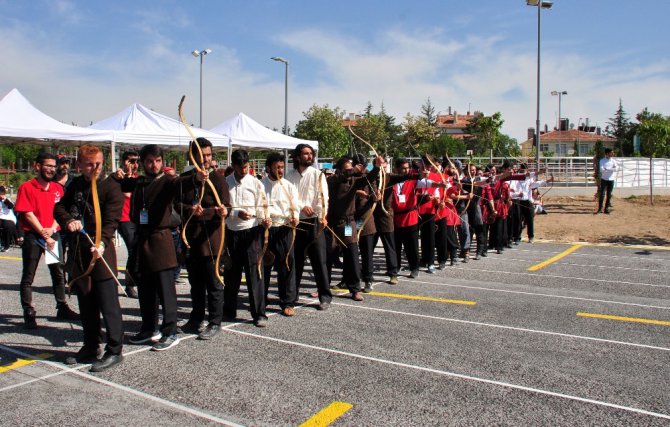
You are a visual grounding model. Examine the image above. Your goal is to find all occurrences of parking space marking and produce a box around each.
[499,257,670,274]
[450,266,669,289]
[0,255,22,261]
[332,302,670,352]
[0,353,52,373]
[331,289,476,305]
[228,329,670,421]
[399,278,670,310]
[299,401,353,427]
[528,245,582,271]
[577,312,670,327]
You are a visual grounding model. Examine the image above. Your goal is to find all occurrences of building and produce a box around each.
[520,126,616,157]
[435,108,479,139]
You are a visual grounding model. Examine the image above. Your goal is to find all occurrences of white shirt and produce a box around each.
[0,198,16,223]
[225,173,266,231]
[509,178,523,200]
[599,157,619,181]
[261,176,299,227]
[285,166,329,220]
[416,178,440,197]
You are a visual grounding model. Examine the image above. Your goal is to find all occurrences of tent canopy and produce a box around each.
[89,103,229,149]
[210,112,318,151]
[0,88,113,145]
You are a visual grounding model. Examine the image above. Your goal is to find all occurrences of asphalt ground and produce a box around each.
[1,240,669,426]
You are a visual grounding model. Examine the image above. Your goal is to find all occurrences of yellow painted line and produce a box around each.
[300,401,353,427]
[0,255,22,261]
[332,289,476,306]
[0,353,53,373]
[527,244,582,271]
[577,312,670,327]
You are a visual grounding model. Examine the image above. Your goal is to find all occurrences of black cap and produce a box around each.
[56,155,70,165]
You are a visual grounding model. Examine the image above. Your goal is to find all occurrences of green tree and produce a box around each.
[425,134,467,158]
[294,104,350,158]
[353,113,389,156]
[378,103,403,156]
[637,111,670,158]
[420,97,437,127]
[606,99,633,155]
[402,113,437,156]
[464,112,504,155]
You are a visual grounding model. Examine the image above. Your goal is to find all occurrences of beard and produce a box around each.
[40,170,54,182]
[301,158,314,168]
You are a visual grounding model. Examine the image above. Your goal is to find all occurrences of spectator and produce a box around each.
[0,186,18,251]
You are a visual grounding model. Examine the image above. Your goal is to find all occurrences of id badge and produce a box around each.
[398,194,406,204]
[356,219,363,230]
[139,209,149,225]
[344,225,353,237]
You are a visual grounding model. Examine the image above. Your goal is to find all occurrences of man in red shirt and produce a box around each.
[14,152,79,329]
[116,151,140,298]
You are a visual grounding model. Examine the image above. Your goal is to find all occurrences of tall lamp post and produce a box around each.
[551,90,567,131]
[271,57,289,135]
[527,0,553,170]
[191,48,212,128]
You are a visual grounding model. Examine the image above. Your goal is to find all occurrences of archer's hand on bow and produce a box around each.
[301,206,315,217]
[215,206,227,217]
[261,217,272,228]
[91,243,104,260]
[195,169,209,183]
[192,204,205,217]
[67,220,83,233]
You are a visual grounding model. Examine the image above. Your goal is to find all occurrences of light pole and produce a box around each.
[551,90,567,131]
[527,0,553,170]
[271,57,289,135]
[191,48,212,128]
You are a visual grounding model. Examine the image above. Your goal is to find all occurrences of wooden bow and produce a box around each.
[178,96,226,284]
[348,125,383,241]
[258,189,270,275]
[67,169,102,292]
[462,153,475,214]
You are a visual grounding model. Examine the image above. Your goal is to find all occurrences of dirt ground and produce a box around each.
[536,195,670,246]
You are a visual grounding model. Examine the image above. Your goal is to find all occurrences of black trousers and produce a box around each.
[77,277,123,355]
[117,221,138,285]
[186,255,224,325]
[419,214,436,267]
[326,222,362,292]
[373,231,398,277]
[435,218,448,263]
[598,179,614,211]
[294,218,332,304]
[223,226,266,321]
[490,218,507,251]
[19,232,67,311]
[518,200,535,240]
[137,268,177,336]
[509,201,522,242]
[358,233,375,283]
[475,223,489,255]
[445,225,460,260]
[1,219,17,248]
[395,225,419,272]
[263,226,297,309]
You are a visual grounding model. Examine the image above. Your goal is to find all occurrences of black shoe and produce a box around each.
[481,252,488,257]
[604,209,611,214]
[125,286,138,299]
[450,259,455,266]
[24,308,37,329]
[90,353,123,372]
[254,318,268,328]
[363,282,372,293]
[129,330,161,344]
[152,334,180,351]
[473,254,480,260]
[388,276,399,285]
[197,324,221,340]
[594,210,602,215]
[409,269,419,279]
[65,346,102,365]
[317,303,331,311]
[56,304,80,321]
[0,247,8,252]
[178,320,204,335]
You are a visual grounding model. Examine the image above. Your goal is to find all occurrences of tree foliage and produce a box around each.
[293,104,349,158]
[637,109,670,158]
[401,113,437,156]
[464,112,504,155]
[606,99,633,155]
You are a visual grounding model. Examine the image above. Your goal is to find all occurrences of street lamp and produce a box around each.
[271,56,289,135]
[191,48,212,128]
[527,0,553,169]
[551,90,567,131]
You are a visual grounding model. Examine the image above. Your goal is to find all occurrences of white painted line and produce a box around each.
[228,329,670,421]
[332,302,670,352]
[399,278,670,310]
[0,343,244,426]
[449,266,670,289]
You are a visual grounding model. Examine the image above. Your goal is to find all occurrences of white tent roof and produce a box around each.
[210,112,318,151]
[0,88,113,145]
[89,103,229,149]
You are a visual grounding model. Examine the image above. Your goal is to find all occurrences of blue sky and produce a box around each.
[1,0,669,143]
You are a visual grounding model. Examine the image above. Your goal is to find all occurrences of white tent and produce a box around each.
[210,112,318,151]
[89,103,229,149]
[0,88,113,145]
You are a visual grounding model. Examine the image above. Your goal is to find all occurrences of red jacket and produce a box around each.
[444,186,461,226]
[393,180,419,228]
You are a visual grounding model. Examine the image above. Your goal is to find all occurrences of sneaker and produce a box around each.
[281,307,296,317]
[388,276,399,285]
[473,253,480,261]
[409,269,419,279]
[129,330,161,344]
[56,304,80,321]
[351,292,364,302]
[437,263,446,270]
[152,334,180,351]
[363,282,372,293]
[426,265,436,274]
[125,286,138,299]
[462,256,469,263]
[197,324,221,340]
[0,247,8,252]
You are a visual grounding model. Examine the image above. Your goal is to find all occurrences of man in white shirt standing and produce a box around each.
[223,149,271,327]
[285,144,333,311]
[262,152,300,317]
[597,148,619,214]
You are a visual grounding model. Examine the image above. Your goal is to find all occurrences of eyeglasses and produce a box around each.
[40,164,56,169]
[127,159,138,164]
